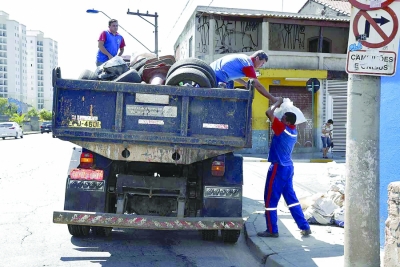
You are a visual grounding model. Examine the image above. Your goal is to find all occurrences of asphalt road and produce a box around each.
[0,134,339,267]
[0,134,261,267]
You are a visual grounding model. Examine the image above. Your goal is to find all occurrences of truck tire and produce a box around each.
[93,226,112,237]
[167,58,216,87]
[166,68,212,88]
[67,224,90,237]
[78,70,98,80]
[221,230,240,243]
[201,230,218,241]
[113,69,142,83]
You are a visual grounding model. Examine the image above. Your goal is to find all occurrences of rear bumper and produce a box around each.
[53,211,243,230]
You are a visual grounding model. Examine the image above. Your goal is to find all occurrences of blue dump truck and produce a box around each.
[52,65,254,243]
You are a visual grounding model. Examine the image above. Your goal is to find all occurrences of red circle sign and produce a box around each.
[353,6,398,48]
[349,0,395,10]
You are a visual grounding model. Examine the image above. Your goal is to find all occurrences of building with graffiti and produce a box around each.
[174,5,350,154]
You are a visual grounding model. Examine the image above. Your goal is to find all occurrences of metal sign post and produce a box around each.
[306,78,320,148]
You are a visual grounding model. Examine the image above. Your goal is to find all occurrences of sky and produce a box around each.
[1,0,307,79]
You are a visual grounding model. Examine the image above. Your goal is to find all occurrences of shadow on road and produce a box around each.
[60,226,256,267]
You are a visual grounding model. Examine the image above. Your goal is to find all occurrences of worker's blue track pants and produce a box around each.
[264,163,310,233]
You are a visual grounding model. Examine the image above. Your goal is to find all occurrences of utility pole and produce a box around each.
[345,0,400,265]
[127,9,159,58]
[344,74,380,267]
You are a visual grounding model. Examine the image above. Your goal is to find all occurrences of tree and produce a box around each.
[39,109,52,121]
[0,98,17,116]
[9,113,25,126]
[0,98,7,114]
[26,107,40,119]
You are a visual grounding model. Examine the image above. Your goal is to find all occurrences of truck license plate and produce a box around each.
[68,120,102,128]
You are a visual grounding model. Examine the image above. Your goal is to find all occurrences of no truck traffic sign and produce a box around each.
[346,2,400,76]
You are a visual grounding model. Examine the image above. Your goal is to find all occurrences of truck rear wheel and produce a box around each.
[93,226,112,237]
[201,230,218,241]
[221,230,240,243]
[67,225,90,237]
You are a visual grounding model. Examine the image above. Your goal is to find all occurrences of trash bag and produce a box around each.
[333,207,345,227]
[304,195,339,225]
[273,98,307,125]
[97,56,129,80]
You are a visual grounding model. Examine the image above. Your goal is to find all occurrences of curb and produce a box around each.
[244,215,270,264]
[243,158,341,163]
[24,131,41,135]
[243,158,268,162]
[244,214,296,267]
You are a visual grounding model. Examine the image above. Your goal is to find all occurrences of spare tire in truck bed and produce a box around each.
[165,67,212,88]
[166,58,216,88]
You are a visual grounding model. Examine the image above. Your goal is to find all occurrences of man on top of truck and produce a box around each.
[210,50,277,102]
[96,19,126,67]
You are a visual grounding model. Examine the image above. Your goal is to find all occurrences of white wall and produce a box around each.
[26,34,38,109]
[174,14,196,61]
[195,16,262,59]
[298,1,348,17]
[269,23,348,54]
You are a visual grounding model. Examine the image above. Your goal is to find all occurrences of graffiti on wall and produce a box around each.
[196,17,260,55]
[280,24,306,50]
[196,17,209,54]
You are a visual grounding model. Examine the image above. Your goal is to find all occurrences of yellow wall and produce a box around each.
[246,69,327,131]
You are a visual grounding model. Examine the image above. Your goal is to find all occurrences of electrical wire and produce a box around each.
[164,0,194,41]
[197,0,214,20]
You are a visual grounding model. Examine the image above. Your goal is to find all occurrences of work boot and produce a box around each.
[301,229,312,236]
[257,231,279,238]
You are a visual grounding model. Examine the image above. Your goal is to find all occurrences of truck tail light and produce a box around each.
[212,161,225,177]
[80,152,94,169]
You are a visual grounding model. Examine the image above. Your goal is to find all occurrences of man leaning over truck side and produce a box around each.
[209,50,278,102]
[96,19,126,67]
[257,97,312,238]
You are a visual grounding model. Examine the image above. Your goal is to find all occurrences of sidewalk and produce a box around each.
[244,211,345,267]
[242,151,347,266]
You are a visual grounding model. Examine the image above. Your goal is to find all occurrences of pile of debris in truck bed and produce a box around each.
[78,53,217,88]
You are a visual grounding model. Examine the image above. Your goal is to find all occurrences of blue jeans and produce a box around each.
[321,136,331,148]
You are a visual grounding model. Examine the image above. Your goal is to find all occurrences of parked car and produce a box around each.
[41,122,52,134]
[0,122,23,140]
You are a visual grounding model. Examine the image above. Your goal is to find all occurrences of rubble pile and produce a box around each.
[303,162,346,227]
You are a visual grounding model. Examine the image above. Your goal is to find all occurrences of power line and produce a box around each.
[162,0,215,52]
[164,0,194,43]
[197,0,215,20]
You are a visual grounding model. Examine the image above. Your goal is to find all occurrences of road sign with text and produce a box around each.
[349,0,396,10]
[346,2,400,76]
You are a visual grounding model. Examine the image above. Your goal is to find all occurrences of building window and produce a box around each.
[189,36,193,57]
[308,37,332,53]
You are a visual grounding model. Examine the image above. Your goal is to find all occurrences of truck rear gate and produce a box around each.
[52,70,253,164]
[51,68,254,242]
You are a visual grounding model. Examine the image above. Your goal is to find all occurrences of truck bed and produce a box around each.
[52,68,254,164]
